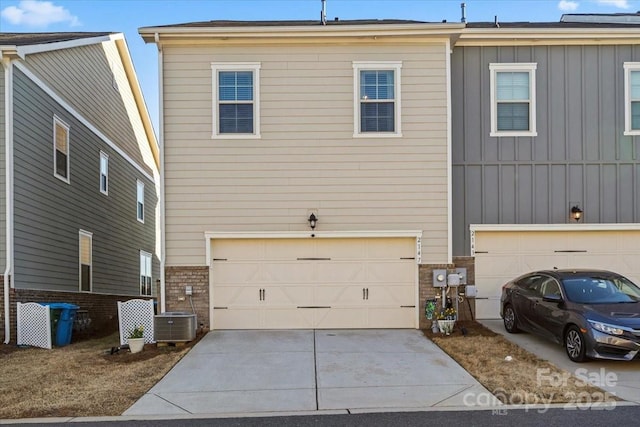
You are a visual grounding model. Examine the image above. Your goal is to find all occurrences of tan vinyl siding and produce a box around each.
[24,42,155,176]
[163,42,450,265]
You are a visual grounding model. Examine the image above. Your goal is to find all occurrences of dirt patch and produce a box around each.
[424,320,619,405]
[0,331,205,419]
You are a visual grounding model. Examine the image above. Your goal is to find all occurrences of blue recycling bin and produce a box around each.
[39,302,79,346]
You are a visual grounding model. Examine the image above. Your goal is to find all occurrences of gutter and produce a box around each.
[2,54,15,344]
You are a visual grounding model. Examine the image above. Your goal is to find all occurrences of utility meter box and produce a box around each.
[447,273,461,287]
[465,285,478,298]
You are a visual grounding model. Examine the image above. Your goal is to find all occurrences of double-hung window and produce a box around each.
[53,116,70,182]
[212,63,261,138]
[79,230,92,292]
[353,61,402,137]
[490,63,537,137]
[100,151,109,195]
[624,62,640,135]
[136,180,144,223]
[140,251,152,296]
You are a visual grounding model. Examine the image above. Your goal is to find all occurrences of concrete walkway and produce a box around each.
[124,329,494,416]
[480,319,640,405]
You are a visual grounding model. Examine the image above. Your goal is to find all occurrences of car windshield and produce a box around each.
[562,276,640,304]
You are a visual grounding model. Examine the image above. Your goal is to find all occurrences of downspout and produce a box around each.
[2,56,14,344]
[155,33,166,313]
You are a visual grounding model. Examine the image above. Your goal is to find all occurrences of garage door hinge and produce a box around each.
[400,305,415,308]
[297,257,331,261]
[297,306,332,309]
[213,306,228,309]
[212,258,228,261]
[554,250,587,253]
[400,257,415,260]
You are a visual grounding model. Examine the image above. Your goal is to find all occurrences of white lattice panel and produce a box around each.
[118,299,155,345]
[17,302,52,349]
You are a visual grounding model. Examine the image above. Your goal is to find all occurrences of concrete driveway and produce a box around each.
[481,319,640,404]
[124,329,493,416]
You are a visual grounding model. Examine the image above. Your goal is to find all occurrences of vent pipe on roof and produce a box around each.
[321,0,327,25]
[494,15,500,28]
[461,2,466,23]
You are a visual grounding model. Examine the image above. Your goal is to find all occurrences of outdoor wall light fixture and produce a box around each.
[571,206,583,222]
[308,213,318,230]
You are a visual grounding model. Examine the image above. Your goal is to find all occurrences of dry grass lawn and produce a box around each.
[0,332,198,419]
[425,321,617,405]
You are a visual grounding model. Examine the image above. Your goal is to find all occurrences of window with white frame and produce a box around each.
[624,62,640,135]
[100,151,109,195]
[490,63,537,137]
[79,230,92,292]
[53,116,70,182]
[353,61,402,137]
[140,251,152,296]
[136,180,144,223]
[212,63,261,138]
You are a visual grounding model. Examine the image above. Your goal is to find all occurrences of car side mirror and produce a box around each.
[542,294,563,303]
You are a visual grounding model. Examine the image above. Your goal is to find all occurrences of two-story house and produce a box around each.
[141,14,639,330]
[0,33,160,343]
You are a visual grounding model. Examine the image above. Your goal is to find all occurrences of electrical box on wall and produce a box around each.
[447,273,460,287]
[455,268,467,285]
[465,285,478,298]
[433,269,447,288]
[185,285,193,296]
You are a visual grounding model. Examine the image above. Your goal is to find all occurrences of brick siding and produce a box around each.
[164,266,209,331]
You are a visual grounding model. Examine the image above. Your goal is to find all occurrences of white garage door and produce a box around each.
[474,228,640,319]
[210,237,417,329]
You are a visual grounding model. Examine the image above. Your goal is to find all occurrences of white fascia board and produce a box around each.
[17,34,115,56]
[470,223,640,232]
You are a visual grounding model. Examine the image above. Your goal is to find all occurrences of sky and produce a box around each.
[1,0,638,134]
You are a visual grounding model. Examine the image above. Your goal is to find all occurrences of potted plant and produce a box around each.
[127,325,145,353]
[437,307,457,335]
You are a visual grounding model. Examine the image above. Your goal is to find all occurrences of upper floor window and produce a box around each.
[490,63,537,137]
[624,62,640,135]
[136,180,144,223]
[53,116,70,183]
[212,63,261,138]
[353,61,402,137]
[100,151,109,195]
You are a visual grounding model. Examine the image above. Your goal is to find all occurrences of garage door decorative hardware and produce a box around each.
[212,258,227,261]
[297,257,331,261]
[401,305,415,308]
[213,307,228,309]
[297,306,332,309]
[362,288,369,300]
[400,257,415,260]
[259,289,266,300]
[554,250,587,253]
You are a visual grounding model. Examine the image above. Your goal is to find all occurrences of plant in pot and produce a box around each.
[127,325,145,353]
[437,307,457,335]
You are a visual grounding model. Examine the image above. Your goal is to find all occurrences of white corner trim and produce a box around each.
[445,38,453,265]
[13,62,155,183]
[203,230,423,266]
[470,223,640,232]
[3,57,14,344]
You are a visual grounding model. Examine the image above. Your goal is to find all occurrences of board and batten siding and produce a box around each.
[163,42,450,266]
[24,41,155,177]
[0,66,5,272]
[452,44,640,257]
[11,69,158,294]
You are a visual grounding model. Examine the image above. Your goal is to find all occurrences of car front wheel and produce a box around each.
[503,304,519,333]
[565,325,587,363]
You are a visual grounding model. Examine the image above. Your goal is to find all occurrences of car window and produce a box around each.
[562,276,637,304]
[611,277,640,300]
[541,279,561,297]
[519,275,545,297]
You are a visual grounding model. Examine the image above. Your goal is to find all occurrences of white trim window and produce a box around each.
[490,63,537,137]
[353,61,402,137]
[211,63,261,138]
[140,251,152,296]
[99,151,109,195]
[624,62,640,135]
[53,116,70,182]
[136,180,144,223]
[79,230,92,292]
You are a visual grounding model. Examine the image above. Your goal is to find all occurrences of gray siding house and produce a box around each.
[451,17,640,318]
[0,33,160,343]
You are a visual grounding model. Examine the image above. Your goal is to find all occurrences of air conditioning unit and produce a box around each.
[154,312,197,342]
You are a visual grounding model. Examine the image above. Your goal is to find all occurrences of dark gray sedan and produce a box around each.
[500,269,640,362]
